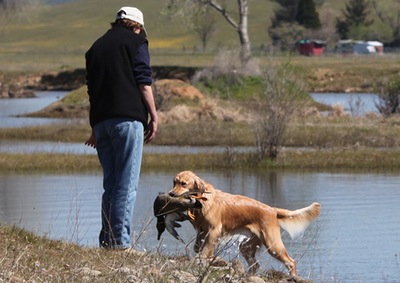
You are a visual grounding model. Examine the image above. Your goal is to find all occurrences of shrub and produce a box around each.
[253,64,309,160]
[374,77,400,116]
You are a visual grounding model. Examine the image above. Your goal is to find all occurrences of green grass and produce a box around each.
[0,0,399,73]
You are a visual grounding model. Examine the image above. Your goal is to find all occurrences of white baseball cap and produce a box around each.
[116,6,147,37]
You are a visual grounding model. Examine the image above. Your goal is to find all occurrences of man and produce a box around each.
[85,6,157,250]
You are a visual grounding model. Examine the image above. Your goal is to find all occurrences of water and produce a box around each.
[1,92,399,282]
[0,170,399,282]
[0,141,257,155]
[0,91,69,128]
[311,93,379,116]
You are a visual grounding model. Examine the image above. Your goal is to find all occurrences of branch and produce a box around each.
[199,0,239,31]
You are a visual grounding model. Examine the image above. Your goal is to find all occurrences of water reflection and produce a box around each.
[0,169,399,282]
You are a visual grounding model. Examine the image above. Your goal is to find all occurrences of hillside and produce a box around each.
[1,0,275,52]
[0,0,275,62]
[0,0,397,72]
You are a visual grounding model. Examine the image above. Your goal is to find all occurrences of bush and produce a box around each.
[192,49,263,99]
[374,77,400,116]
[253,64,309,160]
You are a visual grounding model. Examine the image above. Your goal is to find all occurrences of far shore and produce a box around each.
[2,55,400,173]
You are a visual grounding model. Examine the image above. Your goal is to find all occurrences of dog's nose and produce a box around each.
[169,191,177,197]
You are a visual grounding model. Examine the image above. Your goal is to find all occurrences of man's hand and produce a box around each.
[139,84,158,143]
[144,118,157,143]
[85,131,96,148]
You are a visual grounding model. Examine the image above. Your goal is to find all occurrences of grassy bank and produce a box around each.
[3,106,400,172]
[2,54,400,93]
[2,225,298,283]
[3,83,400,173]
[3,114,400,147]
[2,146,400,173]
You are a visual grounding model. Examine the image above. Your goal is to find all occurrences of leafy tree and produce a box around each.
[335,0,373,39]
[348,21,393,42]
[269,22,305,51]
[269,0,320,50]
[296,0,321,29]
[270,0,299,28]
[270,0,320,29]
[372,0,400,46]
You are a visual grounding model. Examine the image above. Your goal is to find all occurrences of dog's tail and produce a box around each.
[276,202,321,239]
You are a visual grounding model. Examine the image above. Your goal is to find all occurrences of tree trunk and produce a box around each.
[206,0,252,66]
[237,0,251,66]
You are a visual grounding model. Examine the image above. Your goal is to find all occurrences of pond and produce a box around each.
[0,91,69,128]
[0,169,399,283]
[311,92,379,116]
[1,92,399,282]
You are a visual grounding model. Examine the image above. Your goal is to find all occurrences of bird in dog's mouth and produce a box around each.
[153,192,207,243]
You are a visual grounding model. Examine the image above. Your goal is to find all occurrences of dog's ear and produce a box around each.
[193,176,206,193]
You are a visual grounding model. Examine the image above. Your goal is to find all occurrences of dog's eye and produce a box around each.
[181,181,187,187]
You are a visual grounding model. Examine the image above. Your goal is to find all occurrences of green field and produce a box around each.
[0,0,399,72]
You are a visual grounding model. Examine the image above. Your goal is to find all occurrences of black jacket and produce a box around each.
[85,24,150,128]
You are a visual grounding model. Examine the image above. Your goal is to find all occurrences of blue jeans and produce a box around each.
[94,118,144,249]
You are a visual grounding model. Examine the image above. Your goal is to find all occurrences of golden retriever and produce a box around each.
[168,170,321,276]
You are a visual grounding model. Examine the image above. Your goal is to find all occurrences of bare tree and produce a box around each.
[254,65,307,161]
[374,77,400,116]
[166,0,251,66]
[192,7,217,52]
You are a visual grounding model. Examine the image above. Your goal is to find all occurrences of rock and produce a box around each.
[0,83,35,98]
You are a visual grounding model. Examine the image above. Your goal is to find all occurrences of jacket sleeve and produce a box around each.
[134,42,153,86]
